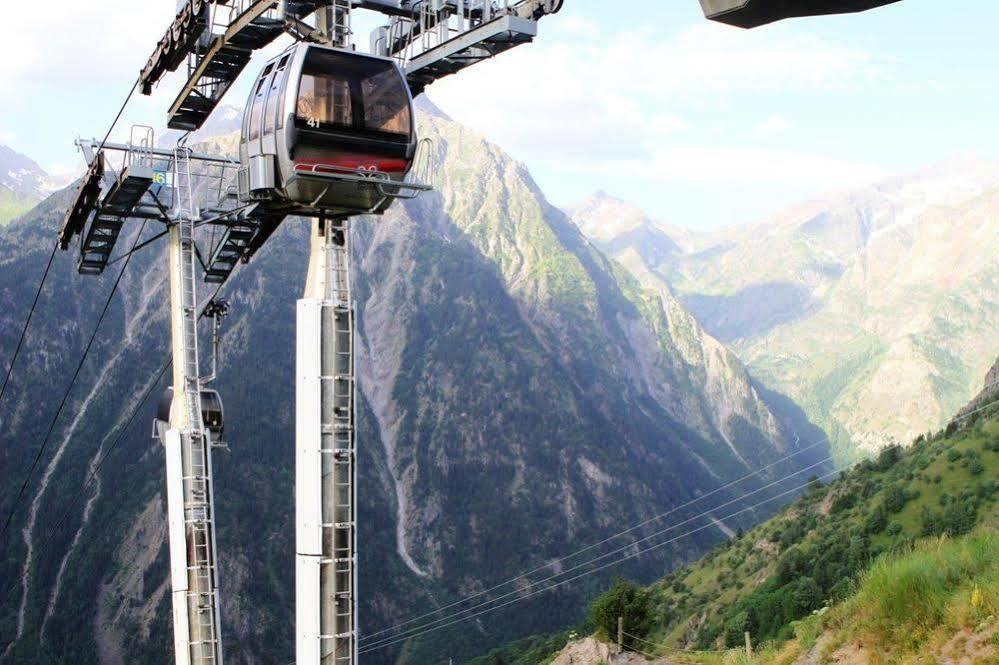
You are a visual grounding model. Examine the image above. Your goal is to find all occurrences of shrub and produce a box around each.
[865,506,888,535]
[791,576,823,616]
[883,485,908,514]
[723,611,749,647]
[588,579,652,647]
[830,490,857,514]
[876,445,903,471]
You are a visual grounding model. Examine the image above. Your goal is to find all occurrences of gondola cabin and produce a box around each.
[154,387,225,441]
[239,43,418,218]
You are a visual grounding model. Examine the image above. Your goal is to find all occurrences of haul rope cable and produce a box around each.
[0,77,140,507]
[360,438,828,643]
[360,455,833,653]
[360,468,841,655]
[360,453,830,650]
[0,276,232,610]
[0,219,150,542]
[0,245,58,411]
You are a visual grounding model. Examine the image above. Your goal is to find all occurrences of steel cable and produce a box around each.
[360,457,834,653]
[360,439,826,643]
[360,468,840,655]
[360,438,828,644]
[0,221,149,542]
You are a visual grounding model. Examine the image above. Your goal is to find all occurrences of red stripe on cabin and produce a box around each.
[294,156,409,174]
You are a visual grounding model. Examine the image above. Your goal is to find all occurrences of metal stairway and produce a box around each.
[204,207,288,283]
[163,0,325,130]
[78,212,126,275]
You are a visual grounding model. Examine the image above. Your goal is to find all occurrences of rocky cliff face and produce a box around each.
[572,162,999,460]
[954,356,999,422]
[0,106,824,664]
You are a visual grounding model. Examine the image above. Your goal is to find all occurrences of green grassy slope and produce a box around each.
[471,408,999,663]
[0,186,38,225]
[645,414,998,653]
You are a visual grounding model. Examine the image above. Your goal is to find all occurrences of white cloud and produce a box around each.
[425,18,887,201]
[753,115,791,138]
[0,0,178,94]
[554,15,602,40]
[624,146,885,189]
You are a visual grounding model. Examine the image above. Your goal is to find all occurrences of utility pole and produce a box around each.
[162,148,224,665]
[745,631,753,658]
[297,217,357,665]
[617,616,624,649]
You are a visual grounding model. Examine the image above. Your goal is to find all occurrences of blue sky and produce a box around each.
[1,0,997,229]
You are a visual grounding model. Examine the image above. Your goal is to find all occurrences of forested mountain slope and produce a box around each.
[571,162,999,460]
[474,403,998,664]
[0,104,825,663]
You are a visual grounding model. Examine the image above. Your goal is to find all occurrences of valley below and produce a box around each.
[0,101,995,665]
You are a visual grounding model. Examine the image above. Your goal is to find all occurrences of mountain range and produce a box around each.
[570,161,999,461]
[0,145,67,226]
[0,102,825,664]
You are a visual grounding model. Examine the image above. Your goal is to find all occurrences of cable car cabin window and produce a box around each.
[276,54,291,130]
[295,50,411,142]
[362,67,411,136]
[297,72,352,128]
[264,61,286,135]
[248,72,270,141]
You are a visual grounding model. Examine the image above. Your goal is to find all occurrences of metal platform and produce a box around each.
[147,0,326,130]
[204,205,288,283]
[102,164,154,216]
[140,0,212,94]
[405,13,538,95]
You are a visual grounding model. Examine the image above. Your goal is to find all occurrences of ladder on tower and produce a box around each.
[175,146,223,665]
[317,225,357,664]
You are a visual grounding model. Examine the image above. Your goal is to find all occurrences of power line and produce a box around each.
[0,276,231,612]
[0,76,140,444]
[360,439,827,644]
[0,221,149,543]
[0,243,58,411]
[360,456,832,653]
[98,79,139,152]
[359,468,840,656]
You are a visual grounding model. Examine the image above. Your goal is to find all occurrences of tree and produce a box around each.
[588,579,653,647]
[883,484,908,514]
[723,611,749,647]
[876,445,902,471]
[790,576,823,616]
[864,506,888,535]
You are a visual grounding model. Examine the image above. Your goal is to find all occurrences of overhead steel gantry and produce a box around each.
[140,0,563,131]
[57,1,902,664]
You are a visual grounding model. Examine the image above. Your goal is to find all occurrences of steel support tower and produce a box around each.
[297,218,357,664]
[296,7,359,663]
[163,148,225,665]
